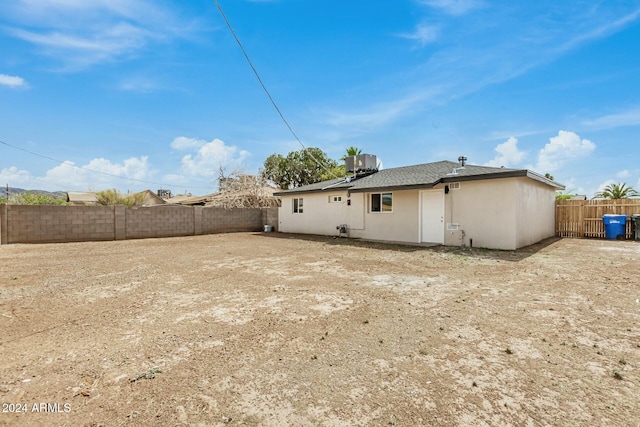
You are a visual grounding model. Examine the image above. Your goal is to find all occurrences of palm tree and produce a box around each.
[593,182,639,199]
[341,146,362,160]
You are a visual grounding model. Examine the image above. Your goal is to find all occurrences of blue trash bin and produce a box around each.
[602,214,627,240]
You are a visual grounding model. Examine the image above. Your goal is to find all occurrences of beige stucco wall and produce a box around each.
[441,177,556,250]
[441,179,518,250]
[278,190,420,243]
[277,176,556,250]
[515,179,556,248]
[278,191,350,236]
[349,190,420,243]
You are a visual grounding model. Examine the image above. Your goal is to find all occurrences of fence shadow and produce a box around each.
[256,232,562,262]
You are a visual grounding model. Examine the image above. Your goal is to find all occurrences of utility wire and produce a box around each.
[0,139,213,190]
[214,0,338,179]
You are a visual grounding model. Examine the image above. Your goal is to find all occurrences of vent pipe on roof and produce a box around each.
[458,156,467,167]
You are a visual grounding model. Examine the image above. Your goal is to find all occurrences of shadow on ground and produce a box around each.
[254,232,562,262]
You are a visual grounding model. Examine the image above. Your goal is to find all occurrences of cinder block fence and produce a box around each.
[0,204,278,244]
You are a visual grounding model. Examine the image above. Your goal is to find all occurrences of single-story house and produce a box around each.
[273,157,564,250]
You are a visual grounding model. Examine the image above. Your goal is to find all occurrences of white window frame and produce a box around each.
[293,197,303,214]
[450,182,461,190]
[329,195,343,203]
[370,192,393,213]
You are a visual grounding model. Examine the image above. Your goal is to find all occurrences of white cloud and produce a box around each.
[1,0,192,69]
[484,136,526,167]
[171,136,206,151]
[617,170,631,179]
[560,177,586,197]
[44,156,152,190]
[322,88,443,137]
[174,138,250,177]
[535,131,595,173]
[9,24,151,69]
[418,0,483,15]
[556,9,640,56]
[398,23,439,46]
[0,166,33,188]
[594,179,617,196]
[2,156,154,192]
[582,107,640,130]
[0,74,27,88]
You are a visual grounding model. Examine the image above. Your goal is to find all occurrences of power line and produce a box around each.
[214,0,338,179]
[0,139,214,191]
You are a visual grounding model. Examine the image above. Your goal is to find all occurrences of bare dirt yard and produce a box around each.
[0,233,639,426]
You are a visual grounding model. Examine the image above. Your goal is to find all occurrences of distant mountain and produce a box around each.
[0,187,66,199]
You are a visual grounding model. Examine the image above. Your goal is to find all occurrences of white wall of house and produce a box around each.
[278,191,349,236]
[441,178,518,250]
[278,176,556,250]
[515,179,556,248]
[349,189,420,243]
[440,177,556,250]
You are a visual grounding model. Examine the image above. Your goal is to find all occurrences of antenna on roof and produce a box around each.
[458,156,467,167]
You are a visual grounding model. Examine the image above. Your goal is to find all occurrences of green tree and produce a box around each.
[555,191,573,200]
[261,148,341,189]
[341,146,362,160]
[593,182,639,199]
[319,164,347,182]
[10,191,68,205]
[544,173,554,181]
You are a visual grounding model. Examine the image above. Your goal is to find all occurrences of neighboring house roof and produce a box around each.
[174,194,211,206]
[67,191,99,204]
[274,160,564,196]
[135,190,166,206]
[168,186,280,208]
[165,194,197,204]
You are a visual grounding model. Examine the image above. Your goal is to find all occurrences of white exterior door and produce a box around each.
[420,190,444,244]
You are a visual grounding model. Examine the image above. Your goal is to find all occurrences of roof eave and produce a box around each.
[274,168,564,196]
[274,186,352,196]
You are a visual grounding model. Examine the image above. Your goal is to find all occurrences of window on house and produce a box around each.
[370,193,392,213]
[293,197,303,213]
[329,195,343,203]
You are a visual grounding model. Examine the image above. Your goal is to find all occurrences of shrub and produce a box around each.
[95,189,145,206]
[9,191,68,205]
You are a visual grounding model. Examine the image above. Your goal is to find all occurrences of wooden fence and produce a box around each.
[556,199,640,239]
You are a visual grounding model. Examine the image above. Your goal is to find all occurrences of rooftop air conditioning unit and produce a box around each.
[346,154,378,173]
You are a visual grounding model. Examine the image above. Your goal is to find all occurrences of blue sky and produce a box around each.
[1,0,639,197]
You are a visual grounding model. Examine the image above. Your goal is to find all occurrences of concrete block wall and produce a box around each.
[263,207,278,232]
[201,207,263,233]
[125,206,195,239]
[0,204,278,244]
[0,204,115,244]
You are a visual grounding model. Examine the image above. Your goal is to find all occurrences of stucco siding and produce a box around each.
[441,179,518,250]
[278,192,349,236]
[276,176,557,250]
[350,190,420,243]
[515,179,556,248]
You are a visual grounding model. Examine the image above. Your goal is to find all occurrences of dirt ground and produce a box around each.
[0,233,639,426]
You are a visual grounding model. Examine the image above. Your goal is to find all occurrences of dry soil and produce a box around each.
[0,233,639,426]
